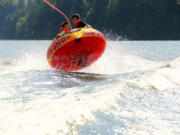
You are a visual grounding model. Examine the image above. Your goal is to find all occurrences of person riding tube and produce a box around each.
[72,13,90,28]
[58,22,70,35]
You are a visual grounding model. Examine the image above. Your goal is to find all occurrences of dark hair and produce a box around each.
[62,22,68,27]
[72,13,80,19]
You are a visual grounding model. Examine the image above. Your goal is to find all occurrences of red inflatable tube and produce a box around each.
[47,28,106,72]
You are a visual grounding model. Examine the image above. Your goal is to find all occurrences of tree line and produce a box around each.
[0,0,180,40]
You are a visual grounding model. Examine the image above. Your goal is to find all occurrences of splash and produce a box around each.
[103,29,127,41]
[81,41,163,74]
[0,40,180,135]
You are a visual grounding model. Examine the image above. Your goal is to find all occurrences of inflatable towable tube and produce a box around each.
[47,27,106,72]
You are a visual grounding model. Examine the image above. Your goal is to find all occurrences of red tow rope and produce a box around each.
[43,0,72,29]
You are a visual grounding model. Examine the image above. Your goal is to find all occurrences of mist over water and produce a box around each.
[0,40,180,135]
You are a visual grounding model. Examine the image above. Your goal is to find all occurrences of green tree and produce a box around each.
[0,0,180,40]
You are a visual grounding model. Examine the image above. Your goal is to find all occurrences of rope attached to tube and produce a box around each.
[43,0,72,29]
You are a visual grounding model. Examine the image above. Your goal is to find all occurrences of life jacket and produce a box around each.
[59,27,69,34]
[63,27,69,33]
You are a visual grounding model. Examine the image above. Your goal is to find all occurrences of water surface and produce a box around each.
[0,40,180,135]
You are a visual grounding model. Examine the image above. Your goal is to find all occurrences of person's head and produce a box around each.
[62,22,69,28]
[62,22,69,29]
[72,13,80,24]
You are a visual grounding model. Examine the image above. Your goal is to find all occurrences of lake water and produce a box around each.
[0,40,180,135]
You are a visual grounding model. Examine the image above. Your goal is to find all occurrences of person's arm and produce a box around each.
[59,31,65,35]
[78,21,88,28]
[59,27,63,34]
[85,25,92,28]
[56,31,65,38]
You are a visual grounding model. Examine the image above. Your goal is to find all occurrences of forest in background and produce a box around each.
[0,0,180,40]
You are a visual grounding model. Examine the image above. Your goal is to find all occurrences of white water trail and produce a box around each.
[82,41,164,74]
[0,41,180,135]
